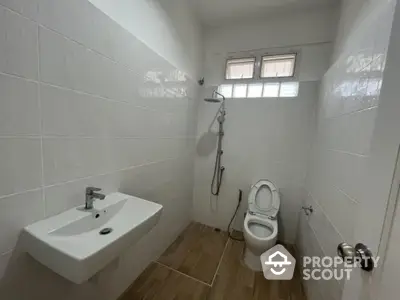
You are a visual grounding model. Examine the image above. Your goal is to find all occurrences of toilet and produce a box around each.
[243,179,280,271]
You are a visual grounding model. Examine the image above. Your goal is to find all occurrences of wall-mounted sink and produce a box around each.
[22,192,162,284]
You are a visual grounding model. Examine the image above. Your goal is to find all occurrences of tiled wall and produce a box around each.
[193,83,317,243]
[203,8,337,87]
[297,1,397,300]
[0,1,200,299]
[192,8,336,243]
[89,0,202,79]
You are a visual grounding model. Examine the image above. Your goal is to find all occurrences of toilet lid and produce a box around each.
[248,180,280,217]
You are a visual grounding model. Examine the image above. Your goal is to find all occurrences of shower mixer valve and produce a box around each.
[301,205,314,216]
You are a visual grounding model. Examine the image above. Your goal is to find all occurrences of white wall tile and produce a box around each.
[0,0,39,20]
[41,83,189,139]
[0,6,38,79]
[36,0,170,76]
[323,107,377,155]
[39,26,142,103]
[0,73,40,136]
[42,137,114,185]
[42,137,190,186]
[0,190,43,254]
[306,193,343,259]
[0,1,200,297]
[297,0,396,299]
[39,27,97,94]
[0,138,42,197]
[193,82,318,241]
[37,0,99,49]
[296,213,343,300]
[41,84,113,137]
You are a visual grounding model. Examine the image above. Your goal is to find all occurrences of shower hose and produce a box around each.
[211,149,225,196]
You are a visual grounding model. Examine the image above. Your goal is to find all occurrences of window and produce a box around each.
[218,82,299,99]
[220,51,299,98]
[224,53,297,80]
[279,82,299,97]
[247,83,263,98]
[263,83,280,97]
[261,54,296,78]
[225,57,256,79]
[219,84,233,98]
[233,84,247,98]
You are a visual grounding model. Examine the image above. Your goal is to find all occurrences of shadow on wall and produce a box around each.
[196,130,218,156]
[0,238,100,300]
[1,231,151,300]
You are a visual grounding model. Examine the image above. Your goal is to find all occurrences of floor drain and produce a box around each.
[99,228,113,235]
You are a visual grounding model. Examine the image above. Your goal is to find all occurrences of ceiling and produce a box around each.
[188,0,338,27]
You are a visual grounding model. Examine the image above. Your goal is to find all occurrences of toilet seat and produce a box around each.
[243,180,280,271]
[248,180,280,219]
[244,214,277,242]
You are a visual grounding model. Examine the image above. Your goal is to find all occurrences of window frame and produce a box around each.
[223,49,299,82]
[218,81,299,99]
[218,48,301,99]
[224,56,257,81]
[260,53,298,79]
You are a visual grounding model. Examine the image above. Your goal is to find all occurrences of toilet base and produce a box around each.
[244,247,263,271]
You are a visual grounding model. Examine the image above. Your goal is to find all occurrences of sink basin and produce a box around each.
[22,192,162,284]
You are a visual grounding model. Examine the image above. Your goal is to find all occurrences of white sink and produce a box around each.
[22,192,162,284]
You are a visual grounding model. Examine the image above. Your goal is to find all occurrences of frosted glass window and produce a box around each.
[261,54,296,78]
[247,83,263,98]
[263,83,280,97]
[233,84,247,98]
[218,84,233,98]
[279,82,299,97]
[226,58,255,79]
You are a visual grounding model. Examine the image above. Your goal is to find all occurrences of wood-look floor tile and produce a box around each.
[157,222,228,284]
[208,239,306,300]
[119,262,210,300]
[208,239,256,300]
[121,223,306,300]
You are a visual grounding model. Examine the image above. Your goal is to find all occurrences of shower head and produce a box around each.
[204,90,227,131]
[204,98,221,103]
[204,90,226,103]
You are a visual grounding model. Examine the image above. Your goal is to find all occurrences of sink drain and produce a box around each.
[99,228,113,235]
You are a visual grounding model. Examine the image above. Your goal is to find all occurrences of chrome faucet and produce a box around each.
[85,187,106,210]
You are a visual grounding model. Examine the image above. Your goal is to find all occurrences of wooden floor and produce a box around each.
[121,262,210,300]
[209,239,306,300]
[120,222,306,300]
[157,222,228,284]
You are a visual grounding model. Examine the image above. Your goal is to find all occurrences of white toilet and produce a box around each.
[243,179,280,271]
